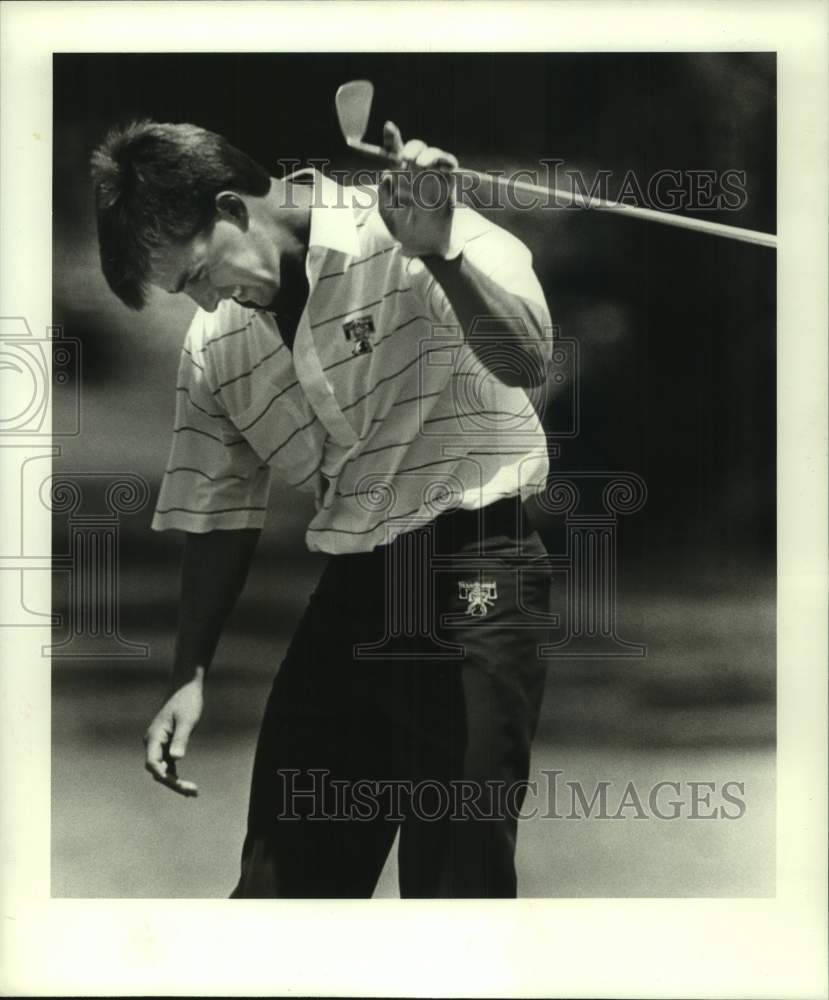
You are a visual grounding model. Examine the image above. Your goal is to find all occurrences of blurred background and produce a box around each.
[52,52,775,897]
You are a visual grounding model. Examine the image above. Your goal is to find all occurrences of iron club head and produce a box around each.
[335,80,375,147]
[335,79,400,162]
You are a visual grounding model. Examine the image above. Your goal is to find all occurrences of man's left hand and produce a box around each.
[379,121,458,258]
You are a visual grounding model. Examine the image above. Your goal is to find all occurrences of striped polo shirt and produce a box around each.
[151,169,552,554]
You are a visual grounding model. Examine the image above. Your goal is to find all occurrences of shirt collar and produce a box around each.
[285,167,362,259]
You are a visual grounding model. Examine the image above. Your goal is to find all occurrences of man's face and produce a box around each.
[151,196,282,313]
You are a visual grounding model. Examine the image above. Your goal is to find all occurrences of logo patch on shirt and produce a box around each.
[343,315,375,355]
[458,580,498,617]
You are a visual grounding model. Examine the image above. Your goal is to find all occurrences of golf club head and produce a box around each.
[335,79,375,146]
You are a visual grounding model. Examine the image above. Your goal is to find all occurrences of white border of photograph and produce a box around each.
[1,2,826,997]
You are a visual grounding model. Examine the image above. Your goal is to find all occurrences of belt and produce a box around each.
[337,494,529,561]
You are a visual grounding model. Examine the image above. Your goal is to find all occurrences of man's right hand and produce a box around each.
[143,667,205,797]
[144,526,261,798]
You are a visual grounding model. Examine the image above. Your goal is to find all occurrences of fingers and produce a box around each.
[383,121,458,172]
[168,724,190,761]
[143,723,168,782]
[144,753,199,797]
[143,723,199,797]
[378,125,457,253]
[383,120,405,159]
[380,148,457,207]
[413,146,459,172]
[400,138,427,163]
[157,761,199,798]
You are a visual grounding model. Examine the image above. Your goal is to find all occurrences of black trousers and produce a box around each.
[231,497,551,898]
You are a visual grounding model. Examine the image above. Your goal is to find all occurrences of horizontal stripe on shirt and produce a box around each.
[151,170,552,552]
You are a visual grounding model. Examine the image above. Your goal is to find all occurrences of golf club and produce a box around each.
[335,79,778,250]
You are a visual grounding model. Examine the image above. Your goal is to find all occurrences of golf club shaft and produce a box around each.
[453,167,778,249]
[348,144,776,249]
[337,80,776,250]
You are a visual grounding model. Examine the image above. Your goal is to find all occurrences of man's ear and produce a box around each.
[214,191,249,229]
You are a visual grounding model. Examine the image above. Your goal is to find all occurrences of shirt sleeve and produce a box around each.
[425,204,554,367]
[151,314,273,534]
[444,204,551,312]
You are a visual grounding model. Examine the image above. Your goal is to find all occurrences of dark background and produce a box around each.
[51,53,776,897]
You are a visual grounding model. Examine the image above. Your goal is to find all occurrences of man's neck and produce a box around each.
[264,176,313,263]
[259,178,313,327]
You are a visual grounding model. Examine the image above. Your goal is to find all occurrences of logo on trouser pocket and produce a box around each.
[458,580,498,617]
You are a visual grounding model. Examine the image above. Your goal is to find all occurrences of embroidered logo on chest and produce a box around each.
[343,315,375,355]
[458,580,498,617]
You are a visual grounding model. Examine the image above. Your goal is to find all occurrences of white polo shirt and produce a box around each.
[151,169,552,554]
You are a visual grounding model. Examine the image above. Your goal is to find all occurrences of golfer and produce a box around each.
[91,117,554,897]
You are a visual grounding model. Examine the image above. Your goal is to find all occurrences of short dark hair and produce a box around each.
[90,119,271,309]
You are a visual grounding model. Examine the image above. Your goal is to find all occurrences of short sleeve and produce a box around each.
[151,319,272,534]
[424,206,553,369]
[448,205,550,312]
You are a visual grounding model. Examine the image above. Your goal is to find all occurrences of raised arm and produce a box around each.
[421,253,550,388]
[143,527,261,796]
[378,121,552,389]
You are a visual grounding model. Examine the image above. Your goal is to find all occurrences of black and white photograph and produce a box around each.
[52,48,779,901]
[1,2,826,997]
